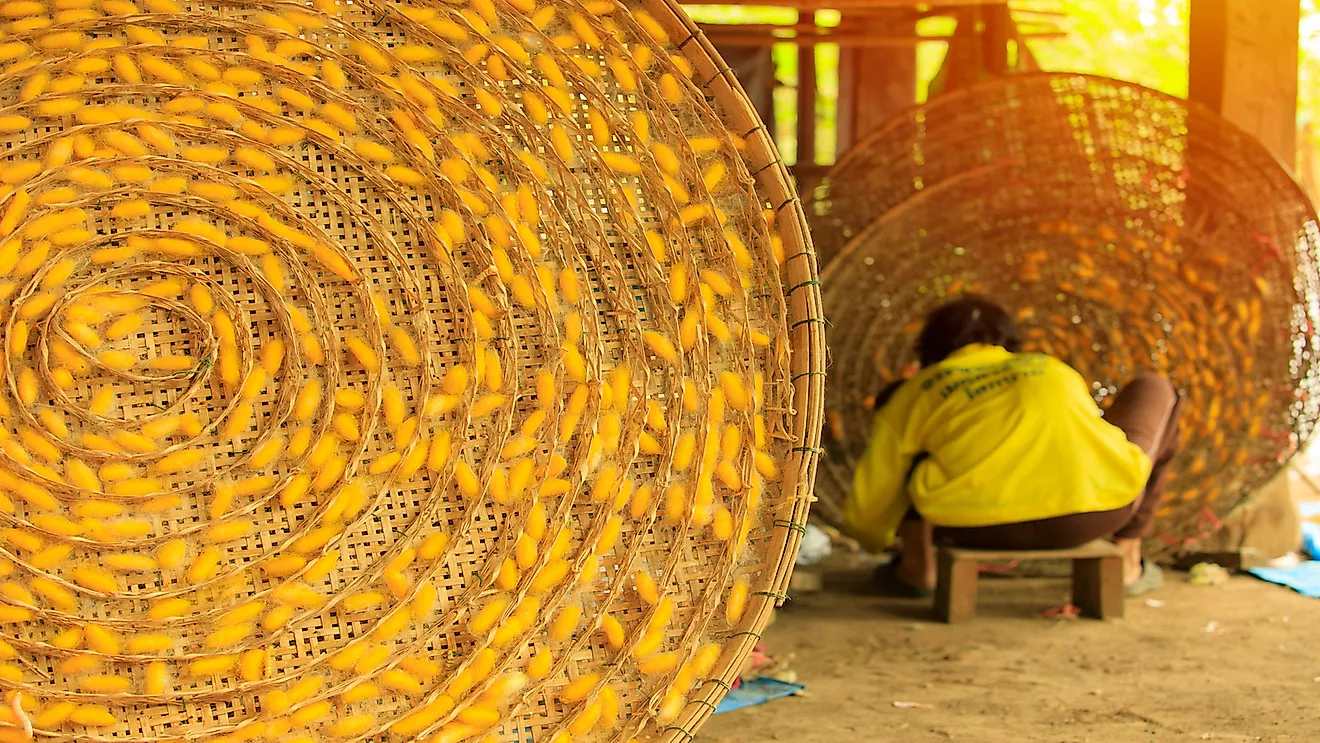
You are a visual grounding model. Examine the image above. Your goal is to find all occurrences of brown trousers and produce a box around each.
[901,374,1183,550]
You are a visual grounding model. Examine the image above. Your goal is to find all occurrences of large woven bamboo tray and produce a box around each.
[807,72,1320,554]
[0,0,825,741]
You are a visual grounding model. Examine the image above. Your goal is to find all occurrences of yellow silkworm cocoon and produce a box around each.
[83,623,120,654]
[726,579,749,624]
[316,57,348,88]
[298,551,338,584]
[38,409,67,438]
[368,451,402,475]
[380,383,405,428]
[273,582,323,608]
[343,590,384,613]
[390,326,421,366]
[470,593,510,635]
[30,543,71,569]
[311,455,346,492]
[643,331,678,363]
[568,700,603,736]
[0,605,32,622]
[82,675,132,693]
[327,714,375,738]
[531,560,569,592]
[29,576,75,611]
[262,689,291,715]
[262,554,306,578]
[716,461,742,491]
[419,531,449,560]
[601,152,640,175]
[493,557,521,591]
[243,435,284,469]
[454,459,480,498]
[261,604,294,632]
[104,553,155,572]
[344,334,379,372]
[525,646,554,680]
[65,319,101,348]
[140,416,182,440]
[332,413,360,442]
[659,73,682,103]
[303,432,337,470]
[341,681,378,705]
[639,651,679,676]
[187,547,220,584]
[600,613,625,649]
[65,703,116,726]
[15,367,36,404]
[294,379,321,421]
[720,371,749,411]
[286,427,313,459]
[379,668,423,696]
[157,539,187,569]
[205,623,252,649]
[253,340,284,377]
[549,604,581,642]
[561,672,599,703]
[140,661,171,695]
[239,648,265,681]
[289,698,332,726]
[72,565,117,593]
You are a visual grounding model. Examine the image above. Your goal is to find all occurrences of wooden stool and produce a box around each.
[934,539,1125,623]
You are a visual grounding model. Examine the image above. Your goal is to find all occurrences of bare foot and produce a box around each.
[893,557,936,591]
[1114,538,1144,584]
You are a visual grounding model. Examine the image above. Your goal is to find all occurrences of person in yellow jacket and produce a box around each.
[845,297,1181,598]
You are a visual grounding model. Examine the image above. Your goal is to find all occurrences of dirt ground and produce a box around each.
[698,568,1320,743]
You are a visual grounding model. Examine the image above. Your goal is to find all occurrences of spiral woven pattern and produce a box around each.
[0,0,824,741]
[808,73,1320,553]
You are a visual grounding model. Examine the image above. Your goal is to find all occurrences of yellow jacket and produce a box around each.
[844,345,1151,552]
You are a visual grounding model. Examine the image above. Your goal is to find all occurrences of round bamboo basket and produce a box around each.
[0,1,824,741]
[808,72,1320,554]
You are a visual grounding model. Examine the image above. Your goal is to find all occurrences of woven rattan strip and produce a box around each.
[0,0,825,741]
[807,73,1320,555]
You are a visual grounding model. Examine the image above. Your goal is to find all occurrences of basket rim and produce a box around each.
[645,0,824,740]
[820,70,1317,219]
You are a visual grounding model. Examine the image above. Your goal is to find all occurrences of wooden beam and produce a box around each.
[698,30,1066,47]
[688,0,1011,7]
[1189,0,1300,166]
[696,21,1063,34]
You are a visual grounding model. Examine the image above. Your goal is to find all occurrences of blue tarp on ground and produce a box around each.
[713,678,805,714]
[1246,501,1320,598]
[1248,561,1320,599]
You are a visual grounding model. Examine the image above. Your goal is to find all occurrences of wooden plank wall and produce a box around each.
[1189,0,1301,168]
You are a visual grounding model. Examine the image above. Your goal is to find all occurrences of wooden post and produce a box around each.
[836,10,917,151]
[796,10,816,166]
[929,4,1018,98]
[934,549,978,623]
[1071,554,1125,620]
[1189,0,1300,167]
[981,4,1010,74]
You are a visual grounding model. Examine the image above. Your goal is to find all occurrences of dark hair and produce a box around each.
[915,296,1020,367]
